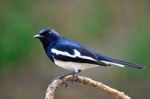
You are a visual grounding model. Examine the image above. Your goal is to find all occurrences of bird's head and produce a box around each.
[33,29,60,40]
[33,29,61,48]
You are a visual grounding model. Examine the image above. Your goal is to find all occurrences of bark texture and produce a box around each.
[45,75,131,99]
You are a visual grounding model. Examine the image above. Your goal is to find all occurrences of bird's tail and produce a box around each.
[96,53,143,69]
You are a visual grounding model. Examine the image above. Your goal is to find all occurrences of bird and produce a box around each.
[33,28,143,78]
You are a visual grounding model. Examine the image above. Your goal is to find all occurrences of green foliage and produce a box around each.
[0,0,33,70]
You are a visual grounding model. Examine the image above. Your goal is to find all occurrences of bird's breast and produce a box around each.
[53,59,99,71]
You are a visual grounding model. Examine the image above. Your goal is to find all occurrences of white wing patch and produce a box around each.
[101,60,124,67]
[51,48,96,61]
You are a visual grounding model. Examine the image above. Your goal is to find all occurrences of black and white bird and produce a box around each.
[33,29,143,78]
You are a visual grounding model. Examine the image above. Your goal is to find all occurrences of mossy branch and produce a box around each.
[45,75,131,99]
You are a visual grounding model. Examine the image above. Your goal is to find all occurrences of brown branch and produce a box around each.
[45,75,131,99]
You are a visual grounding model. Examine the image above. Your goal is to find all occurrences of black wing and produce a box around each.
[51,42,107,66]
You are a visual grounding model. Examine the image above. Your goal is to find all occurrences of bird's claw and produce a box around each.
[63,80,68,87]
[56,76,68,87]
[71,74,79,84]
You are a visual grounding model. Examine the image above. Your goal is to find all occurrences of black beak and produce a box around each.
[33,34,43,38]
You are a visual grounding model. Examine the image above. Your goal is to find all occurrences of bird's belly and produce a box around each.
[54,59,99,71]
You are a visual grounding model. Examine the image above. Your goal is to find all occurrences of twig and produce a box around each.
[45,75,131,99]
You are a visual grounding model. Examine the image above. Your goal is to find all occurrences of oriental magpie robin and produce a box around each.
[33,29,143,78]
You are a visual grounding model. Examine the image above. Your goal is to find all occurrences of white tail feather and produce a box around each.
[101,61,124,67]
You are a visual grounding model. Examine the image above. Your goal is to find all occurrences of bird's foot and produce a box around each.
[57,70,81,86]
[57,71,76,87]
[63,80,68,87]
[56,75,68,87]
[71,74,79,84]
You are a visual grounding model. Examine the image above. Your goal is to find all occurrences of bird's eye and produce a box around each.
[44,32,50,37]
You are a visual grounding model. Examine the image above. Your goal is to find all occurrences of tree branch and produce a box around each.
[45,75,131,99]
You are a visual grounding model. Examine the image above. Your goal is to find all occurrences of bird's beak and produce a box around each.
[33,34,42,39]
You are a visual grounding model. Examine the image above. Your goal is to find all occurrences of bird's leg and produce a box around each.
[58,70,82,86]
[57,71,77,87]
[71,69,81,84]
[72,69,81,79]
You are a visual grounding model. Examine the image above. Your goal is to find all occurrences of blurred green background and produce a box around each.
[0,0,150,99]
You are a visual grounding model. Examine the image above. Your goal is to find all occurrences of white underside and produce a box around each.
[54,59,99,71]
